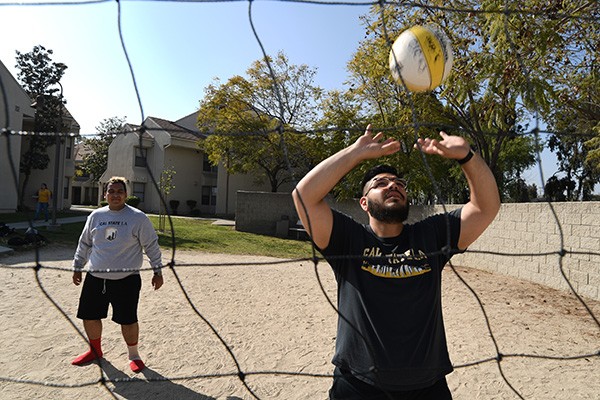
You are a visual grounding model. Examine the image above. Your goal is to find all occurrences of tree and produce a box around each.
[320,1,600,202]
[15,45,67,209]
[197,52,323,192]
[80,116,126,182]
[544,175,576,202]
[546,60,599,200]
[322,2,552,202]
[547,132,598,201]
[505,178,538,203]
[158,166,176,232]
[586,128,600,175]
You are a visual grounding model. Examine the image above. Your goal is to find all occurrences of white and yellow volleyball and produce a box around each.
[389,25,453,92]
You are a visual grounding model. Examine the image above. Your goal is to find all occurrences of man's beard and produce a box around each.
[367,198,409,224]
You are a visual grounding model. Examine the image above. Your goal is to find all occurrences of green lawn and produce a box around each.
[151,217,314,259]
[1,213,315,260]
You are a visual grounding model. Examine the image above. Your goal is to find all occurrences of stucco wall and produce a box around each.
[236,192,600,301]
[0,60,34,212]
[163,145,204,214]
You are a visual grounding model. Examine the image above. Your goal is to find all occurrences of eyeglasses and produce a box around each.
[364,176,408,195]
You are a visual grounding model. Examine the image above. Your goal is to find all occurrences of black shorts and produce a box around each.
[76,273,142,325]
[329,367,452,400]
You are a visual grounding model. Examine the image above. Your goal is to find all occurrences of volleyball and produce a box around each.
[389,25,453,92]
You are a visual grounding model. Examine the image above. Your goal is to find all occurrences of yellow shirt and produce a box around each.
[38,188,51,203]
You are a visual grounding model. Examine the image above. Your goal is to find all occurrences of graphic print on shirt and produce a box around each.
[105,227,118,241]
[98,220,128,242]
[361,246,430,278]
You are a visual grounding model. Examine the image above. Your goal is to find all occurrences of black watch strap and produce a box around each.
[457,148,475,165]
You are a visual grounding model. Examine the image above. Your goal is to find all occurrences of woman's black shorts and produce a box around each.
[76,273,142,325]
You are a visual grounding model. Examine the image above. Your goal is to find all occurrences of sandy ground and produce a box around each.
[0,246,598,400]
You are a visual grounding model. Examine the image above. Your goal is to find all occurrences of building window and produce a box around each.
[134,147,147,167]
[133,182,145,202]
[203,157,218,173]
[63,179,69,199]
[201,185,217,206]
[65,138,72,159]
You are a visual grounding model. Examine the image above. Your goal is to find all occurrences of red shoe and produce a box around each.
[130,359,145,373]
[71,350,103,366]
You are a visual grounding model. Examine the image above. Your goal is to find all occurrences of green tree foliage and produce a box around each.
[16,45,67,137]
[80,116,126,182]
[505,178,538,203]
[158,165,176,231]
[545,19,599,200]
[197,52,323,192]
[544,175,576,202]
[586,128,600,175]
[15,45,67,208]
[16,45,66,97]
[159,165,176,197]
[547,132,598,201]
[320,1,600,202]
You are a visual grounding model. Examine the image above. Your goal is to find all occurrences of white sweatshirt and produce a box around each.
[73,205,163,280]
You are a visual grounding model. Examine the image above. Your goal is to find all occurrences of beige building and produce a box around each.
[0,58,79,214]
[0,59,34,213]
[99,113,277,217]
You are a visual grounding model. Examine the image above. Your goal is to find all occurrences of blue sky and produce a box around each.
[1,1,368,134]
[0,0,560,189]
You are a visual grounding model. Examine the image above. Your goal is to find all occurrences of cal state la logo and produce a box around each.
[105,227,117,241]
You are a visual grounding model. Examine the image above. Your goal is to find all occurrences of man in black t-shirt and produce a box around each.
[292,125,500,399]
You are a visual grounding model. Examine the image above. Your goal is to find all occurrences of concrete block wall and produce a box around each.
[236,191,367,235]
[236,191,600,301]
[452,202,600,301]
[236,191,297,236]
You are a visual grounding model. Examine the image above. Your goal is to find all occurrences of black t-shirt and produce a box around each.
[321,208,462,390]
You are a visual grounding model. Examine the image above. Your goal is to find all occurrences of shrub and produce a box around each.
[100,200,108,207]
[169,200,180,215]
[186,200,197,215]
[125,196,141,208]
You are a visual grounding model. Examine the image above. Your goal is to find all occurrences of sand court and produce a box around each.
[0,246,598,399]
